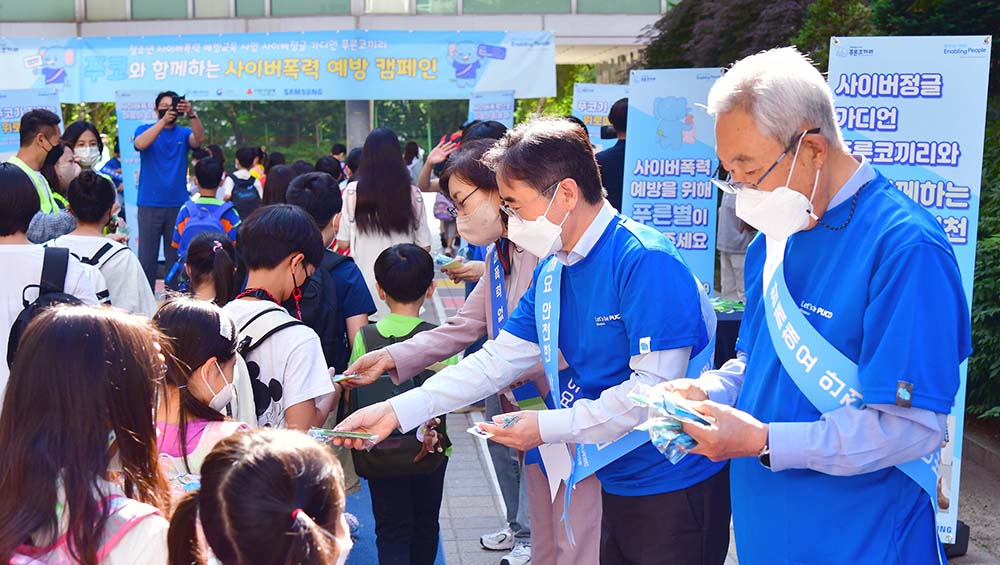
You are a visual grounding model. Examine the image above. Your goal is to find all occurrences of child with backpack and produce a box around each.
[222,204,336,430]
[153,298,249,495]
[48,170,157,317]
[169,158,240,287]
[284,172,376,372]
[347,243,453,565]
[222,146,263,219]
[0,163,99,403]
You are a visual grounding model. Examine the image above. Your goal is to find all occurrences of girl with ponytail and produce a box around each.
[182,231,239,306]
[154,298,249,494]
[168,428,352,565]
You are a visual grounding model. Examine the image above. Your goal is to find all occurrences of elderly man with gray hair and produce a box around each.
[661,46,970,563]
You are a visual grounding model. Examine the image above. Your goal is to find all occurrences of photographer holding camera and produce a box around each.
[134,90,205,289]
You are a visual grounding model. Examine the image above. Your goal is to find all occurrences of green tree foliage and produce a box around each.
[374,99,470,149]
[642,0,810,69]
[61,102,118,147]
[792,0,879,70]
[514,64,596,124]
[969,99,1000,416]
[872,0,999,95]
[192,100,348,163]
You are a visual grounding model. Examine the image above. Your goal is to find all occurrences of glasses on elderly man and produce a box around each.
[711,127,821,194]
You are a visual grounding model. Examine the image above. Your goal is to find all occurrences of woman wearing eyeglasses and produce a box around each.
[344,135,602,565]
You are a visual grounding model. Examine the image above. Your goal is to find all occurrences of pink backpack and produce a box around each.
[11,496,161,564]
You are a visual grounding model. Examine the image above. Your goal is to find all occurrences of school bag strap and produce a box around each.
[236,306,305,357]
[39,246,69,296]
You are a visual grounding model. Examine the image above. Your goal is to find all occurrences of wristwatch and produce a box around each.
[188,112,199,120]
[757,433,771,469]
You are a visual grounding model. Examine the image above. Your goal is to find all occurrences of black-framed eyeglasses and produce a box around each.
[499,180,560,222]
[447,187,481,218]
[711,128,821,194]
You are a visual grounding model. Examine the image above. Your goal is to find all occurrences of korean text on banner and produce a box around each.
[621,68,722,294]
[0,32,555,103]
[0,89,61,161]
[827,34,992,545]
[468,90,515,129]
[572,83,628,153]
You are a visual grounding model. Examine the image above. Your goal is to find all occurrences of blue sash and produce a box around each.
[761,236,939,505]
[535,255,715,542]
[488,242,548,467]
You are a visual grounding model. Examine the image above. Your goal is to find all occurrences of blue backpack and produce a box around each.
[167,200,235,285]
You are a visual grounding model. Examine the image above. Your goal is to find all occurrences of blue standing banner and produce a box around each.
[114,90,160,255]
[571,83,628,153]
[0,31,555,103]
[0,89,61,160]
[827,35,992,545]
[621,68,722,294]
[468,90,515,129]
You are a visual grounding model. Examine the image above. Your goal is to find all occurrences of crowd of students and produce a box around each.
[0,44,970,565]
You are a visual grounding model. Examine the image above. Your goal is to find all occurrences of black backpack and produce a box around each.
[283,250,351,372]
[229,176,261,220]
[348,322,451,479]
[7,247,84,367]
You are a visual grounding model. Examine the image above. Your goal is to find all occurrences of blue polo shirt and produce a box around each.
[732,171,970,563]
[504,214,724,496]
[135,123,193,208]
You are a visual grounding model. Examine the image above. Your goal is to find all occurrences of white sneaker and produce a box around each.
[500,543,531,565]
[480,527,516,551]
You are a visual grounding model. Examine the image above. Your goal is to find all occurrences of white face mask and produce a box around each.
[201,360,234,413]
[456,197,503,246]
[735,133,820,240]
[74,145,101,168]
[507,188,569,259]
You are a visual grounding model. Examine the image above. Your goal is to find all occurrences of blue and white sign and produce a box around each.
[468,90,515,129]
[0,89,61,160]
[827,34,992,545]
[621,68,722,294]
[572,82,628,152]
[0,31,555,103]
[114,89,159,255]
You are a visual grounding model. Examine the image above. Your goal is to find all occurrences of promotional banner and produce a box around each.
[0,89,61,161]
[621,68,722,294]
[0,31,555,103]
[572,83,629,153]
[827,35,992,545]
[114,90,160,254]
[467,90,515,129]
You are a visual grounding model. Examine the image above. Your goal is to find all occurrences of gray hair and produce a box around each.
[706,46,845,150]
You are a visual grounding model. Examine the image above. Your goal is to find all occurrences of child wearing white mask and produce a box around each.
[153,297,249,498]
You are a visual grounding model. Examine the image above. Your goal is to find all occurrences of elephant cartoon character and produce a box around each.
[449,42,482,88]
[654,97,694,150]
[34,47,75,86]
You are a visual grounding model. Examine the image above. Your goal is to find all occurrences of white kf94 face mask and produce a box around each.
[735,132,821,240]
[506,187,569,259]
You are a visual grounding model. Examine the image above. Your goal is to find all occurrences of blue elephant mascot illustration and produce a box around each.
[449,42,483,88]
[654,96,693,150]
[33,46,75,86]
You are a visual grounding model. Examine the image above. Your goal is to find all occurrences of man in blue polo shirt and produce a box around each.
[134,90,205,289]
[335,118,730,564]
[662,47,970,564]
